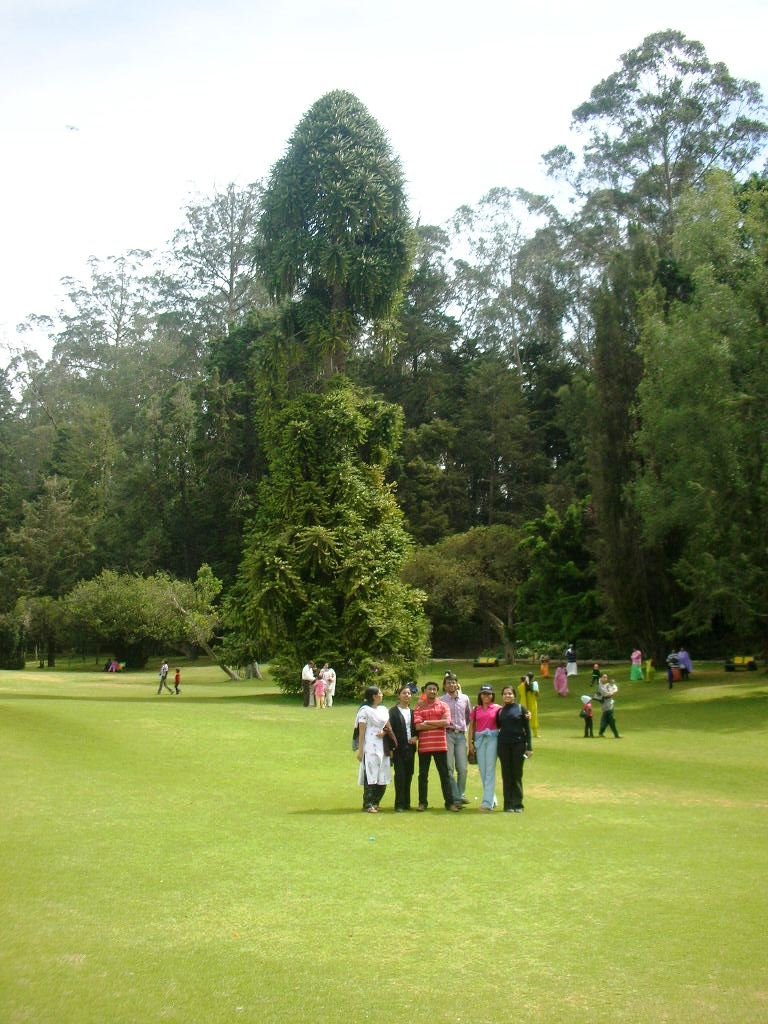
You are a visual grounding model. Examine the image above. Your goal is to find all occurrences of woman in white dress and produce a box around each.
[356,686,394,813]
[565,644,578,679]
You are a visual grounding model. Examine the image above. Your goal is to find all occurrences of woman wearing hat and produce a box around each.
[467,686,501,812]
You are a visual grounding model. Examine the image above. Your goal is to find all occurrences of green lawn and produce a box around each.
[1,662,766,1023]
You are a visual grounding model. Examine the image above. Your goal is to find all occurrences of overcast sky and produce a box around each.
[1,0,766,357]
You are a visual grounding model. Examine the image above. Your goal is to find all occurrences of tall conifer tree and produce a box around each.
[227,92,429,694]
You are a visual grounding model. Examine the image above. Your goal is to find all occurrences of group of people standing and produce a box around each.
[665,648,693,687]
[628,645,693,689]
[301,660,336,708]
[354,673,533,815]
[551,644,579,699]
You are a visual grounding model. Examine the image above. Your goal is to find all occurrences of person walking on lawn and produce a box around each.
[157,660,173,695]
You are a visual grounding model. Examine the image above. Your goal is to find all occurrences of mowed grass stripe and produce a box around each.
[1,664,767,1023]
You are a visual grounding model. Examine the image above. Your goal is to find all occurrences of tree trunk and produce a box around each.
[486,609,514,664]
[197,637,240,681]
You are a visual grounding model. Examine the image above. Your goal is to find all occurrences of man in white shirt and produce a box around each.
[301,660,316,707]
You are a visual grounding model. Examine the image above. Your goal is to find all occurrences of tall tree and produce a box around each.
[544,30,767,248]
[257,89,412,375]
[164,182,266,344]
[227,377,429,694]
[515,503,608,648]
[0,367,26,610]
[351,225,467,543]
[229,93,429,693]
[448,189,579,507]
[51,251,157,387]
[585,243,675,654]
[351,224,461,427]
[450,188,573,374]
[544,32,767,652]
[633,172,768,647]
[3,476,95,665]
[5,475,95,599]
[453,355,546,527]
[402,525,528,660]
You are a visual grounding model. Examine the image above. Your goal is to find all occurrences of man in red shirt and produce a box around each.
[413,682,462,812]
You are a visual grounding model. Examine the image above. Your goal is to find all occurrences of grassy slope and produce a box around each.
[1,663,766,1024]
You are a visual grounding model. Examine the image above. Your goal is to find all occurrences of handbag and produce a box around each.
[382,723,398,757]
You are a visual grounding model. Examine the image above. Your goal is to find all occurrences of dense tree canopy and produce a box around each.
[65,566,225,671]
[633,172,768,644]
[227,92,429,692]
[227,377,430,694]
[545,29,767,246]
[1,33,766,674]
[258,89,412,374]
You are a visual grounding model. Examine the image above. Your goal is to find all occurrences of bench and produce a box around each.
[725,656,757,671]
[473,656,500,667]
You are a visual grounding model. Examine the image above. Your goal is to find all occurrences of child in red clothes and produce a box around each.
[580,695,593,737]
[174,668,181,694]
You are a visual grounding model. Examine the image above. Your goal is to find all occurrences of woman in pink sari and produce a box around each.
[630,648,644,681]
[553,662,569,697]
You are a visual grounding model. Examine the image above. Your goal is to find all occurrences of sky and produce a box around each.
[1,0,766,358]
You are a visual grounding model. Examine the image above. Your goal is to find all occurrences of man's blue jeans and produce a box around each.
[446,731,468,802]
